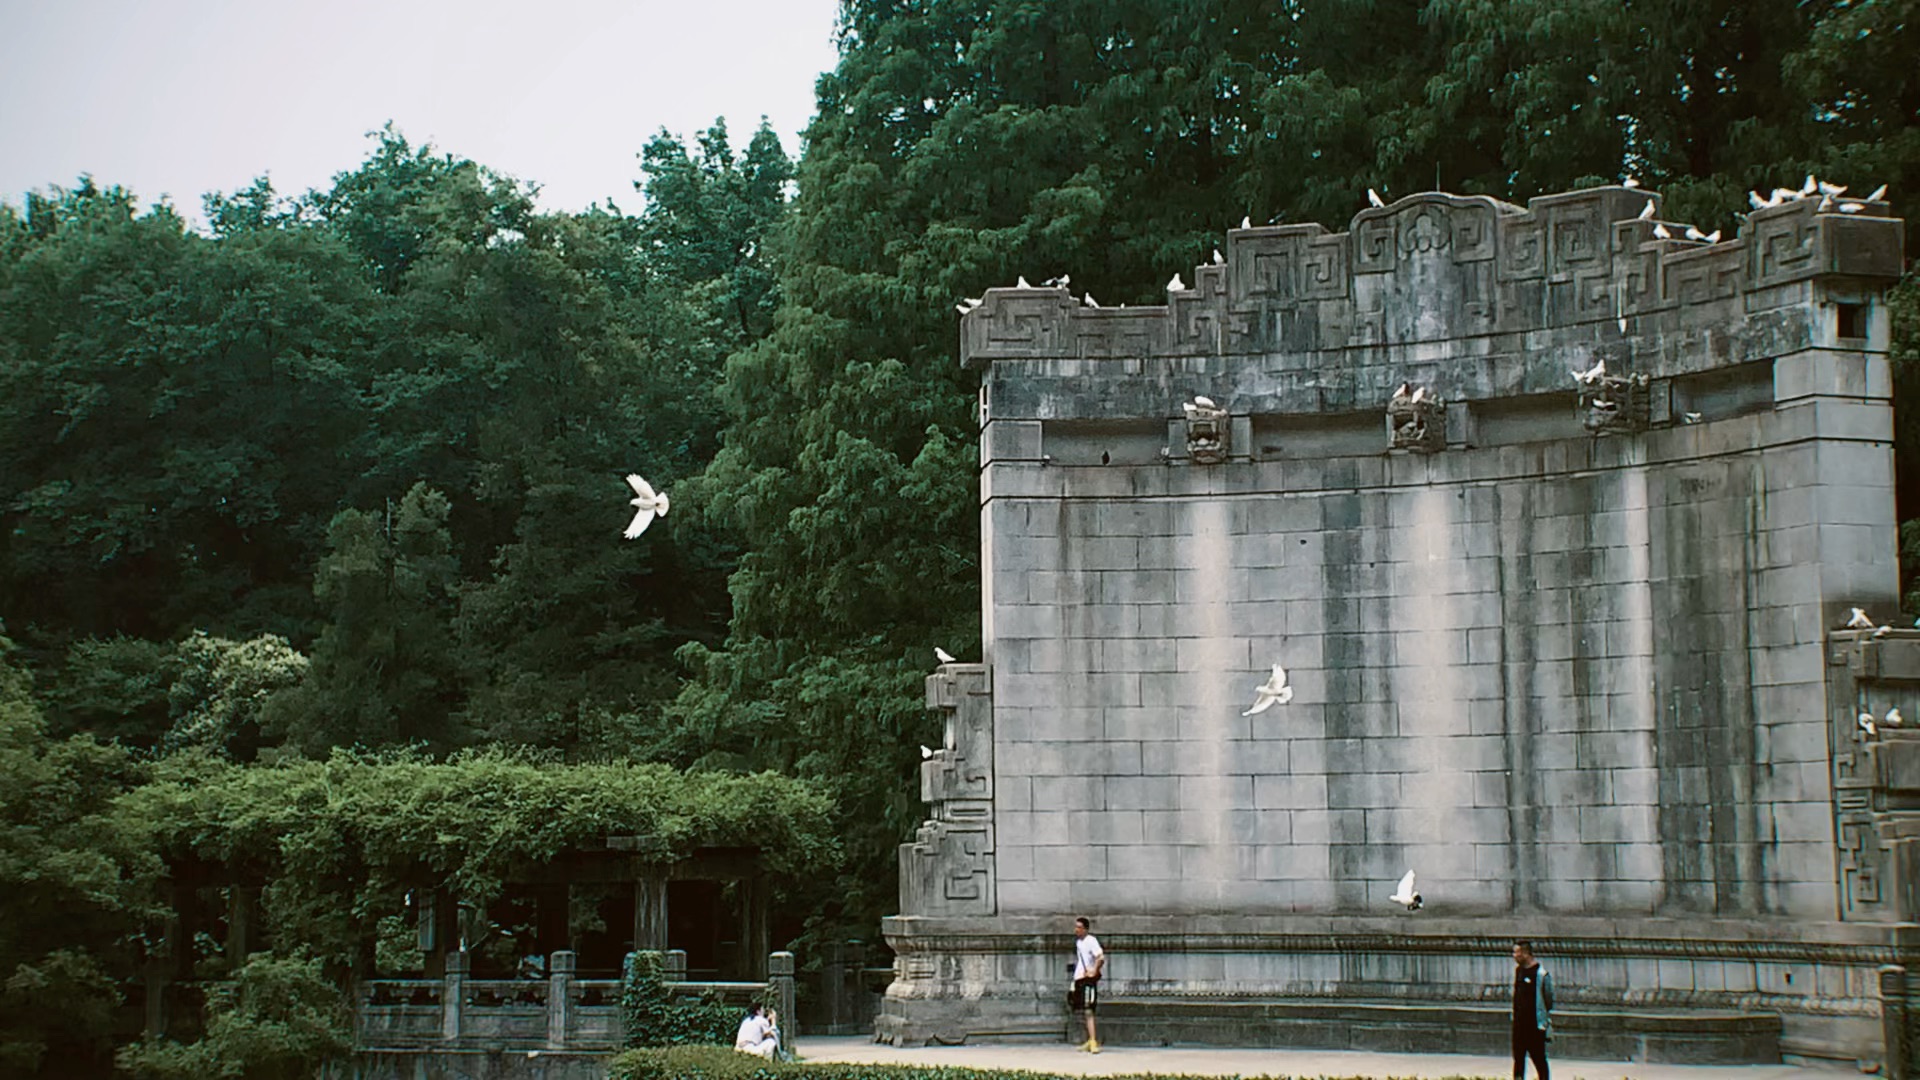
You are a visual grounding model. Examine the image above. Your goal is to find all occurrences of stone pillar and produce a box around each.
[665,948,687,983]
[740,877,770,980]
[1884,965,1910,1080]
[442,949,468,1041]
[547,950,576,1049]
[633,872,669,952]
[770,951,797,1060]
[420,889,459,978]
[226,885,259,963]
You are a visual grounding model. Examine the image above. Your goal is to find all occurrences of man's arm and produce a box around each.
[1089,948,1105,979]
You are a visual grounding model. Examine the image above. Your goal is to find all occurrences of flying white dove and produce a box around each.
[1389,870,1423,911]
[1570,359,1607,385]
[1652,223,1671,239]
[1818,179,1847,196]
[1866,184,1888,202]
[955,297,982,314]
[1045,274,1071,288]
[934,647,957,664]
[1242,664,1294,716]
[623,474,670,539]
[1636,200,1656,220]
[1368,188,1386,208]
[1847,608,1876,630]
[1888,706,1906,728]
[1193,395,1217,409]
[1167,273,1186,292]
[1860,712,1877,737]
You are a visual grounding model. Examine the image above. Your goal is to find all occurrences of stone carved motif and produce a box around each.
[1181,396,1230,463]
[1579,372,1650,435]
[899,664,994,916]
[953,186,1903,366]
[1387,384,1446,453]
[1827,631,1920,922]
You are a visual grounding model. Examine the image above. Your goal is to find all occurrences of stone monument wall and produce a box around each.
[884,186,1909,1063]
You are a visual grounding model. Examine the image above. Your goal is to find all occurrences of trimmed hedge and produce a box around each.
[607,1044,1498,1080]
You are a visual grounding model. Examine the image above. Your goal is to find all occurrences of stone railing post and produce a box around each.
[442,949,468,1041]
[665,948,687,984]
[548,950,576,1049]
[770,950,797,1060]
[1885,965,1911,1080]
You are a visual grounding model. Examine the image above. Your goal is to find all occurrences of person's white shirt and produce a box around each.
[735,1010,778,1057]
[1074,933,1103,980]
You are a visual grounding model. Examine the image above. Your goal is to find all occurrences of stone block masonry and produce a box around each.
[883,185,1909,1065]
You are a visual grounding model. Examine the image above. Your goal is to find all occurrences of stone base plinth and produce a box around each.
[880,913,1920,1064]
[1100,999,1781,1063]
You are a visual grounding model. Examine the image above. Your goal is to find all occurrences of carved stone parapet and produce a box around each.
[1828,629,1920,922]
[1579,372,1650,435]
[1387,388,1447,452]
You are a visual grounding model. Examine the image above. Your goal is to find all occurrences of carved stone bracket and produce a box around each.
[1181,397,1230,463]
[1580,372,1651,435]
[901,664,995,916]
[1387,385,1447,453]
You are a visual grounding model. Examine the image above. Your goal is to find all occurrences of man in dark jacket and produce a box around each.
[1512,939,1553,1080]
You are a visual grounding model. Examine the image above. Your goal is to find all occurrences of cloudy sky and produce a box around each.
[0,0,843,223]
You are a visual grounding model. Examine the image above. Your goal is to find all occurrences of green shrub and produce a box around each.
[622,950,752,1048]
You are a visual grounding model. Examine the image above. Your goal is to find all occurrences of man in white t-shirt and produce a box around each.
[734,1003,778,1058]
[1070,916,1105,1053]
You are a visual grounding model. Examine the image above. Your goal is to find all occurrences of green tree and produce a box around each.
[115,954,351,1080]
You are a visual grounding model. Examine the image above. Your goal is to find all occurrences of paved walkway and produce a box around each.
[795,1035,1865,1080]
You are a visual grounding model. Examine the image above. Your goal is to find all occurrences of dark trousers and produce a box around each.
[1511,1025,1548,1080]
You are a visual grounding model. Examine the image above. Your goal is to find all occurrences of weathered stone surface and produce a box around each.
[886,186,1909,1063]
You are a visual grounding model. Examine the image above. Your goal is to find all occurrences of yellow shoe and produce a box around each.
[1088,1041,1101,1054]
[1077,1040,1092,1052]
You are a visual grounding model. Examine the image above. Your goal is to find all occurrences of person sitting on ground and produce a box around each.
[734,1002,779,1058]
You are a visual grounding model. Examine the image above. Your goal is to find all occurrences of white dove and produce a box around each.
[1570,359,1607,385]
[1652,223,1671,240]
[1801,174,1818,197]
[1211,248,1225,265]
[1193,395,1217,409]
[1818,179,1847,196]
[1242,664,1294,716]
[1167,273,1187,292]
[1636,200,1656,220]
[920,745,936,759]
[1083,293,1101,308]
[1685,225,1707,241]
[1847,608,1876,630]
[1703,229,1721,243]
[623,474,670,539]
[1367,188,1386,208]
[1240,216,1253,229]
[1860,712,1877,737]
[1390,870,1423,911]
[1390,382,1412,405]
[1888,706,1906,728]
[934,647,957,664]
[1683,412,1703,423]
[1866,184,1888,202]
[1016,275,1033,288]
[1411,386,1430,404]
[1622,176,1641,189]
[1839,202,1866,214]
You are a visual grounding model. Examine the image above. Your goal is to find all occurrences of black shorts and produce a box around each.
[1069,978,1100,1013]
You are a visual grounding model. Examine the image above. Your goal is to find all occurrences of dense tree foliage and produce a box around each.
[0,1,1916,1074]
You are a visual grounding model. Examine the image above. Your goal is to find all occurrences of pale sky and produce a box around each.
[0,0,844,224]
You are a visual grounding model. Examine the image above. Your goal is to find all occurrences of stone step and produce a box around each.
[1094,998,1783,1064]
